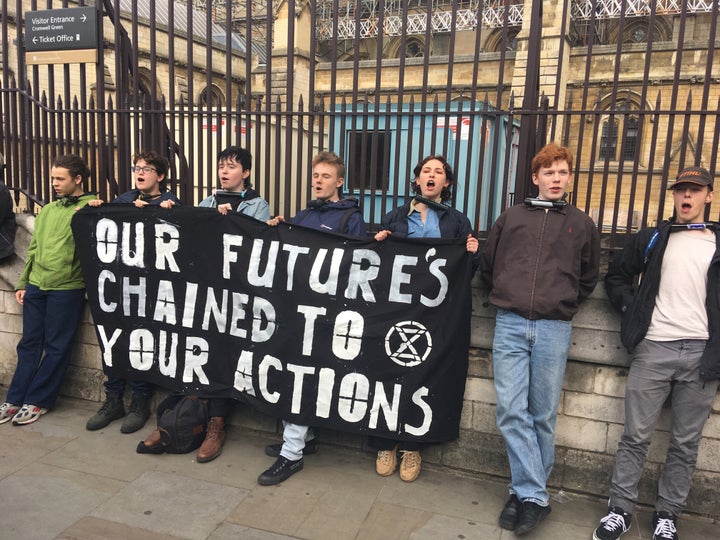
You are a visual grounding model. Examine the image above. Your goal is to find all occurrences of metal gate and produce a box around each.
[1,1,718,243]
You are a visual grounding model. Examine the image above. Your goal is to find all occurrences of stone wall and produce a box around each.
[0,214,718,519]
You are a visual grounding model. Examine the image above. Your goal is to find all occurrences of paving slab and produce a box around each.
[89,470,249,540]
[0,462,125,540]
[0,395,718,540]
[57,516,184,540]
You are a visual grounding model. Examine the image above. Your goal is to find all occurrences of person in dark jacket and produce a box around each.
[481,143,600,536]
[0,180,16,261]
[593,166,720,540]
[257,151,367,486]
[372,154,479,482]
[85,150,179,435]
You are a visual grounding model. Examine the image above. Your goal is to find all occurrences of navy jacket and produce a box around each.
[113,189,181,205]
[381,199,479,273]
[292,198,366,237]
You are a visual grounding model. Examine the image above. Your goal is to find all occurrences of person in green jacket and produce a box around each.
[0,155,95,426]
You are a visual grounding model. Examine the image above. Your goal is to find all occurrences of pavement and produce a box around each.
[0,397,718,540]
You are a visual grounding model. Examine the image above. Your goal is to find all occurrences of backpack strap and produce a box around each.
[338,206,361,234]
[643,229,660,264]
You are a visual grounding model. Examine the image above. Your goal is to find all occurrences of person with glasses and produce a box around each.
[594,166,720,540]
[85,150,180,434]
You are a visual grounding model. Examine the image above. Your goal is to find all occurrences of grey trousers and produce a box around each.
[609,339,718,516]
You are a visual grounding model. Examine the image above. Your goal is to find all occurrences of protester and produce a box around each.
[593,166,720,540]
[199,145,270,221]
[372,154,478,482]
[258,150,366,486]
[481,143,600,535]
[85,150,179,434]
[138,146,271,463]
[0,179,16,261]
[0,155,96,425]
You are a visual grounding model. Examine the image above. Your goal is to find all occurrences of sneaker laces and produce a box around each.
[401,451,420,468]
[127,396,147,414]
[600,511,628,532]
[653,517,677,539]
[269,457,290,474]
[98,398,117,414]
[377,450,394,465]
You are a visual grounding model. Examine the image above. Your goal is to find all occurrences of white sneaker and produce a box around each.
[12,404,48,425]
[0,402,21,425]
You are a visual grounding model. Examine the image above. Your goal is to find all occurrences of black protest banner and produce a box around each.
[71,205,473,442]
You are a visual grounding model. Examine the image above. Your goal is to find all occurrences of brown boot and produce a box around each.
[197,417,225,463]
[136,428,163,454]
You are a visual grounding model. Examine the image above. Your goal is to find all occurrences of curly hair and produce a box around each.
[411,155,455,203]
[133,150,170,189]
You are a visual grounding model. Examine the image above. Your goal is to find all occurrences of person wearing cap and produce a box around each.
[481,143,601,536]
[594,166,720,540]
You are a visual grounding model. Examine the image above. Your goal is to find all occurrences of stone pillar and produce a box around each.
[510,0,572,140]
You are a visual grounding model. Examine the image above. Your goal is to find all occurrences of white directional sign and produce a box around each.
[25,6,98,52]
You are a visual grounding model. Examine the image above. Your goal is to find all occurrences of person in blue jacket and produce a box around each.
[198,146,270,221]
[257,151,366,486]
[139,147,270,463]
[85,150,179,434]
[372,154,479,482]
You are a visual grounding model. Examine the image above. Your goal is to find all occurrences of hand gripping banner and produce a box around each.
[72,205,473,442]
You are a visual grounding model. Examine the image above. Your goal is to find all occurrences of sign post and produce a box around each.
[25,6,99,65]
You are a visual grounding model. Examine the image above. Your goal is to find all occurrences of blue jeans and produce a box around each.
[7,285,86,409]
[492,309,572,506]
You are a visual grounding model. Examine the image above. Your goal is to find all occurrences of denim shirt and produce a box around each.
[408,206,441,238]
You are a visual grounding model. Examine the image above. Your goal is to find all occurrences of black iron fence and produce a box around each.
[1,0,718,244]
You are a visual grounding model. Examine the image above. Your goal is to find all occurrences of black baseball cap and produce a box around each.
[668,166,713,190]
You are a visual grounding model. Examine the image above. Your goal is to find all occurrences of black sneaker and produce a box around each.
[121,394,151,434]
[652,511,678,540]
[593,506,632,540]
[264,439,318,458]
[86,394,125,431]
[514,501,551,536]
[258,456,304,486]
[499,494,521,530]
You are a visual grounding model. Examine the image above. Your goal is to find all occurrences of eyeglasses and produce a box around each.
[131,166,157,174]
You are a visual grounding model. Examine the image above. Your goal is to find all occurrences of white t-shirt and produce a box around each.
[645,229,716,341]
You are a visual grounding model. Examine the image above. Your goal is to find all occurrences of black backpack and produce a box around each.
[157,396,209,454]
